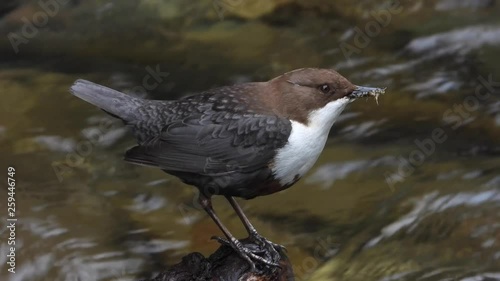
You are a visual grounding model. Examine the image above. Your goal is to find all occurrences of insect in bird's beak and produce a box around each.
[350,86,386,104]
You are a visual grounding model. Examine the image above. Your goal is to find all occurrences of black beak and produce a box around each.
[350,85,386,100]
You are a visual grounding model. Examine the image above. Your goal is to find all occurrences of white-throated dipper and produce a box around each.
[70,68,385,270]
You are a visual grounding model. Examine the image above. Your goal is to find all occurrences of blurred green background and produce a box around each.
[0,0,499,280]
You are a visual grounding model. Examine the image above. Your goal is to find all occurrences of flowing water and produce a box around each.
[0,1,499,280]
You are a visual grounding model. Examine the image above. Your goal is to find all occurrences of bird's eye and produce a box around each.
[319,84,330,94]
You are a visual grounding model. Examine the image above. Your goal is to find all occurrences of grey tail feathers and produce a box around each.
[70,79,144,122]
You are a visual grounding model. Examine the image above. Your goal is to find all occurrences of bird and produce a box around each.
[69,68,385,270]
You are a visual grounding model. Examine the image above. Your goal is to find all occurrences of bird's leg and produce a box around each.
[226,196,286,251]
[197,193,279,270]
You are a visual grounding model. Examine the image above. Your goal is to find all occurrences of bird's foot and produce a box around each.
[211,236,280,271]
[249,232,286,252]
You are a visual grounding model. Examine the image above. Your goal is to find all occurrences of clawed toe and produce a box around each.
[211,236,280,269]
[250,233,287,252]
[211,235,230,246]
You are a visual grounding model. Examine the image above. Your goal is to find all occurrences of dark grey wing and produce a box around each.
[124,113,292,176]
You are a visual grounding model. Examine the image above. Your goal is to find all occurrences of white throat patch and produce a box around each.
[272,97,350,185]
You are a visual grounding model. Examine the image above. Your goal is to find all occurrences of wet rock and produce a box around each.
[141,240,293,281]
